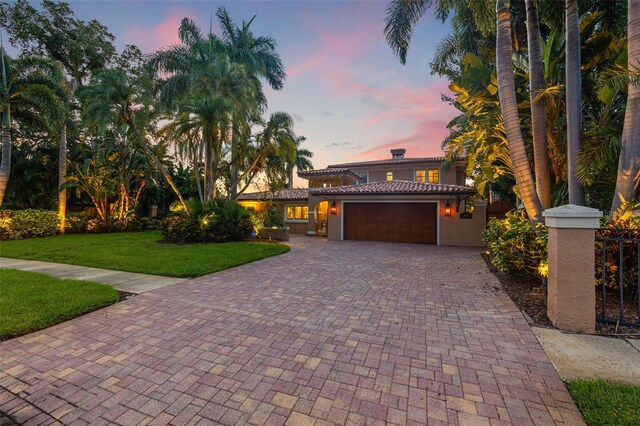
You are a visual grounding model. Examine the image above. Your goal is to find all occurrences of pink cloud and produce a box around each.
[354,119,452,160]
[125,9,196,53]
[287,23,379,77]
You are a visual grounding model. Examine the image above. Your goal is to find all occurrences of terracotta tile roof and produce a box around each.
[311,180,475,196]
[327,157,465,168]
[297,168,362,180]
[237,188,309,202]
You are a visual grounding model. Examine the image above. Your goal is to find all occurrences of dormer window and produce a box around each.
[386,172,393,181]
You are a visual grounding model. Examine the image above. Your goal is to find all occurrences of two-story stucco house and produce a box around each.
[237,148,487,246]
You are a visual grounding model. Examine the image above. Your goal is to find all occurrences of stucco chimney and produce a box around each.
[391,148,406,159]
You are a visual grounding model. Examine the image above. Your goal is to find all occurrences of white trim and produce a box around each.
[339,200,440,245]
[542,204,602,229]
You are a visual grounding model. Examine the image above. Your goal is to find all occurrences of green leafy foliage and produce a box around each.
[161,200,254,244]
[483,210,548,278]
[0,209,59,240]
[595,202,640,295]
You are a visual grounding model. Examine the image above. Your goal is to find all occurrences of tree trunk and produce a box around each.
[230,119,239,200]
[58,125,68,232]
[288,166,294,188]
[565,0,585,205]
[0,126,11,207]
[525,0,551,209]
[496,0,544,225]
[58,78,79,234]
[193,141,204,205]
[611,0,640,216]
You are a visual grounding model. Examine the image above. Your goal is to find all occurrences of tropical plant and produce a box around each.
[611,0,640,215]
[0,49,66,206]
[287,136,313,188]
[1,0,116,232]
[78,68,189,212]
[495,0,544,225]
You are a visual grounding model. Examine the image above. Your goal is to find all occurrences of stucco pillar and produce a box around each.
[542,204,602,333]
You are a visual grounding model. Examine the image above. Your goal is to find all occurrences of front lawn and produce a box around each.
[567,379,640,425]
[0,269,119,340]
[0,231,290,277]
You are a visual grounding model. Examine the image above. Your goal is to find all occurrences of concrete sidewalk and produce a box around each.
[0,257,185,294]
[533,327,640,386]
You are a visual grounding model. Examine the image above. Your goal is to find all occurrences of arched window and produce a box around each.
[386,172,393,181]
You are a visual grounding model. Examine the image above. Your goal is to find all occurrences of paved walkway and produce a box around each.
[534,328,640,386]
[0,237,583,425]
[0,258,183,294]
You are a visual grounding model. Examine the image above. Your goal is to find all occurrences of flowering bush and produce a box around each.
[483,210,548,278]
[0,209,60,240]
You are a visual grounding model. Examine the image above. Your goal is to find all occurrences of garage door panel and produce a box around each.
[343,203,437,244]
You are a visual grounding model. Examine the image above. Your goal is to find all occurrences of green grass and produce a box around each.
[0,231,290,277]
[567,379,640,425]
[0,269,119,340]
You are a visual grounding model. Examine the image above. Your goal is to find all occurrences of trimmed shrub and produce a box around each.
[483,210,548,278]
[65,212,90,234]
[161,200,254,244]
[0,209,60,240]
[65,212,162,234]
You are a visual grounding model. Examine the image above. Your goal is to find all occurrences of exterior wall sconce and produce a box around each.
[330,201,337,215]
[445,200,452,217]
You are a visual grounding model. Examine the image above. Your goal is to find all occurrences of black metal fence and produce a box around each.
[595,228,640,327]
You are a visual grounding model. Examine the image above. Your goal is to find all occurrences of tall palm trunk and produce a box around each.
[0,126,10,207]
[525,0,551,209]
[496,0,544,225]
[0,51,10,207]
[230,118,239,200]
[58,78,78,234]
[287,166,294,188]
[611,0,640,216]
[565,0,585,205]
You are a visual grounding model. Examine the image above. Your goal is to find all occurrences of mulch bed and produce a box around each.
[117,290,136,302]
[482,254,640,338]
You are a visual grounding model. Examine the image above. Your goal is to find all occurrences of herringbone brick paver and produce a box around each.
[0,237,584,425]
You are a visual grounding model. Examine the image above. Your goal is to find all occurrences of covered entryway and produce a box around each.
[343,202,437,244]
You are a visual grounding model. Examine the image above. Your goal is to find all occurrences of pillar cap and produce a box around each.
[542,204,602,229]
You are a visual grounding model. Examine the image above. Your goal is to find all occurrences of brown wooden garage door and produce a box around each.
[343,202,437,244]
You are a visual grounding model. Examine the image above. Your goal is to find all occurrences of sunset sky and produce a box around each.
[4,1,457,176]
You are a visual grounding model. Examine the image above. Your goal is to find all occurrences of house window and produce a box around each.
[357,172,368,184]
[386,171,393,181]
[286,205,308,220]
[415,170,426,183]
[428,169,439,183]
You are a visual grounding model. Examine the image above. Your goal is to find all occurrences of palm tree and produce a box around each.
[153,22,260,202]
[287,136,313,188]
[0,49,65,206]
[565,0,585,205]
[611,0,640,215]
[215,7,286,91]
[525,0,551,209]
[78,68,189,212]
[215,7,286,198]
[243,112,297,193]
[496,0,544,225]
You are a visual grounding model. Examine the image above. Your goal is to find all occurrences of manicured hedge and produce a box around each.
[0,209,60,240]
[0,209,162,240]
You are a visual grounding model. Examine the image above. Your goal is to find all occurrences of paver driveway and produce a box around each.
[0,237,583,425]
